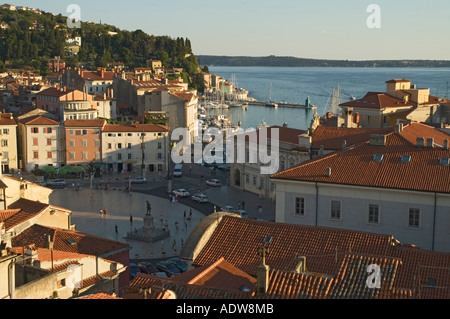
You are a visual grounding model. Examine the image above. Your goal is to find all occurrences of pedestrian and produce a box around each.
[184,210,187,219]
[115,225,118,234]
[184,221,188,230]
[104,209,107,217]
[130,214,133,224]
[238,201,241,210]
[242,201,246,210]
[175,221,179,230]
[172,239,176,250]
[189,209,192,217]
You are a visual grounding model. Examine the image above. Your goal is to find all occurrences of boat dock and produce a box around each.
[246,100,317,109]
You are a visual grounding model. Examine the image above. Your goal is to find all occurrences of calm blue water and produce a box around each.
[208,67,450,130]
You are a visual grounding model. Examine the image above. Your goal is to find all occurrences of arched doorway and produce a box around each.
[234,169,241,187]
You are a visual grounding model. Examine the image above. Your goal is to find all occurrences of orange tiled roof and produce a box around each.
[386,79,412,83]
[6,199,50,231]
[11,224,129,257]
[234,126,306,145]
[0,113,16,125]
[340,92,414,109]
[36,87,74,98]
[174,257,256,292]
[194,216,393,277]
[103,124,169,133]
[272,128,450,194]
[311,126,393,150]
[81,70,115,81]
[64,119,106,128]
[78,292,122,299]
[17,115,59,126]
[193,216,450,299]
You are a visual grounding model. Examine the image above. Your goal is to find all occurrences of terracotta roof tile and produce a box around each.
[17,115,59,126]
[103,124,169,133]
[311,126,393,150]
[193,216,393,277]
[272,128,450,194]
[174,257,256,292]
[64,119,106,128]
[11,224,129,257]
[6,199,49,231]
[0,113,16,125]
[340,92,414,109]
[78,292,122,299]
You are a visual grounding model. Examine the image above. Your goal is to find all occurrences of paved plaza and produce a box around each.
[48,164,276,262]
[49,188,206,261]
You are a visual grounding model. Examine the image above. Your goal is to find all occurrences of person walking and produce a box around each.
[130,214,133,224]
[115,225,118,235]
[100,209,103,218]
[242,201,246,210]
[238,201,241,210]
[103,209,107,217]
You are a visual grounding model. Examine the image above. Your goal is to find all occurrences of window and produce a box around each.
[47,138,52,146]
[158,142,162,149]
[69,152,75,160]
[260,178,265,189]
[44,127,53,134]
[32,138,38,146]
[82,152,88,160]
[95,140,100,147]
[108,143,112,150]
[367,116,372,124]
[69,140,75,147]
[400,155,411,164]
[1,140,7,147]
[409,208,420,228]
[271,183,275,192]
[82,130,87,135]
[369,204,379,224]
[117,154,122,160]
[158,153,162,159]
[128,133,133,137]
[439,158,450,166]
[157,164,162,171]
[82,140,87,147]
[295,198,305,216]
[69,130,74,135]
[3,129,9,135]
[31,127,39,134]
[33,151,39,159]
[128,153,132,160]
[331,200,341,220]
[95,152,100,160]
[117,143,122,149]
[253,176,257,186]
[128,143,132,149]
[245,175,250,183]
[2,151,8,159]
[118,133,122,137]
[47,152,53,159]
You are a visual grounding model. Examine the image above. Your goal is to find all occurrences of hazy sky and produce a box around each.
[7,0,450,60]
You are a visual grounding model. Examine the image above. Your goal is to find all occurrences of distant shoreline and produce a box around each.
[198,55,450,68]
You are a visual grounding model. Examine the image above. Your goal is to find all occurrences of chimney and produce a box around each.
[426,138,434,148]
[444,139,449,150]
[416,137,425,148]
[395,123,404,133]
[25,245,38,265]
[342,140,347,150]
[370,134,386,147]
[256,247,270,295]
[294,256,307,274]
[326,167,332,177]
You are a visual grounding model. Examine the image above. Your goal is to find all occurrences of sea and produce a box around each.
[207,66,450,131]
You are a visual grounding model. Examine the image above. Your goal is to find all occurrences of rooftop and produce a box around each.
[340,92,415,109]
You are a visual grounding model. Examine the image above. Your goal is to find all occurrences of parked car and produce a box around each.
[154,272,169,278]
[138,262,159,275]
[173,189,190,197]
[131,177,147,184]
[46,179,67,187]
[217,163,231,171]
[206,179,222,187]
[191,193,209,203]
[173,164,183,178]
[167,258,187,273]
[221,206,236,213]
[156,261,181,277]
[236,210,249,219]
[129,263,141,280]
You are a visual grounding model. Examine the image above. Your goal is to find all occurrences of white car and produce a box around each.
[131,177,147,184]
[191,194,209,203]
[173,189,190,197]
[206,179,222,187]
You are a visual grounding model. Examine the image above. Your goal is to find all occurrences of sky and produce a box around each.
[6,0,450,60]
